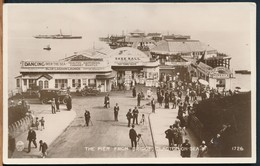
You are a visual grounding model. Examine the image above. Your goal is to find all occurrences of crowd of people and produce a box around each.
[155,76,238,157]
[10,73,240,158]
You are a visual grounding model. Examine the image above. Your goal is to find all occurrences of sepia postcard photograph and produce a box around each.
[2,2,256,164]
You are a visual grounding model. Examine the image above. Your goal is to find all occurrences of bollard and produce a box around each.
[11,124,15,136]
[11,124,16,132]
[19,120,23,126]
[15,122,19,129]
[8,126,12,133]
[14,123,19,136]
[21,118,26,132]
[25,116,28,123]
[16,121,21,133]
[18,120,23,132]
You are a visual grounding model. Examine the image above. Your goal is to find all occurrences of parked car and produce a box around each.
[38,89,69,104]
[22,89,39,98]
[80,86,100,96]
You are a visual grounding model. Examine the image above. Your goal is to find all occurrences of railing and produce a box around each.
[9,115,33,138]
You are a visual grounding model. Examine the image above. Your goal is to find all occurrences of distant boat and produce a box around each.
[235,70,251,74]
[43,45,51,51]
[34,29,82,39]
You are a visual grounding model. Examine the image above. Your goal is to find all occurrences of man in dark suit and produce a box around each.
[133,106,139,125]
[181,139,191,157]
[39,140,48,158]
[132,87,136,97]
[137,93,141,106]
[55,97,60,112]
[129,125,138,150]
[126,109,133,127]
[165,125,173,150]
[151,98,156,113]
[51,98,56,114]
[84,110,91,126]
[114,103,119,121]
[27,127,37,153]
[104,94,110,108]
[165,91,170,109]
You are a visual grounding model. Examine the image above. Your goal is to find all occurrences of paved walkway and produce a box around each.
[149,107,200,158]
[47,94,155,158]
[12,104,76,158]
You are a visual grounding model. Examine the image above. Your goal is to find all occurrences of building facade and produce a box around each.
[110,47,159,89]
[15,47,160,93]
[16,55,114,93]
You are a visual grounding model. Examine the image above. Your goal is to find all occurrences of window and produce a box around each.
[88,79,96,87]
[39,80,43,89]
[72,79,81,87]
[23,79,27,86]
[44,80,49,88]
[82,79,87,86]
[55,79,68,89]
[16,79,20,88]
[29,79,36,88]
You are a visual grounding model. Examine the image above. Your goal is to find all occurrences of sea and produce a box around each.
[6,36,252,93]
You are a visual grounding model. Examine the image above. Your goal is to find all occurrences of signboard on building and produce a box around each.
[20,60,111,72]
[21,61,105,67]
[113,57,145,66]
[110,47,150,66]
[209,67,232,79]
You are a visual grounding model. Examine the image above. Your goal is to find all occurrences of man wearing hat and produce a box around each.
[129,125,138,150]
[51,98,56,114]
[114,103,119,121]
[180,139,191,157]
[165,125,174,150]
[84,110,91,126]
[39,140,48,158]
[104,94,110,108]
[151,98,156,113]
[132,106,139,125]
[126,109,133,127]
[27,127,37,153]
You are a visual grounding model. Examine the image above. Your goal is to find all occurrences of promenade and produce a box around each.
[10,88,200,158]
[149,108,200,158]
[11,104,76,158]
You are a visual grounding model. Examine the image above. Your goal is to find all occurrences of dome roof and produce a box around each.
[109,47,150,66]
[109,47,149,59]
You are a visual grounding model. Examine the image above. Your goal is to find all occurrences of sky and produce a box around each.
[4,3,256,90]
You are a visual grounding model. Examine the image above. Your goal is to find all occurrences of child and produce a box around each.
[39,117,45,131]
[139,114,145,125]
[39,140,48,158]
